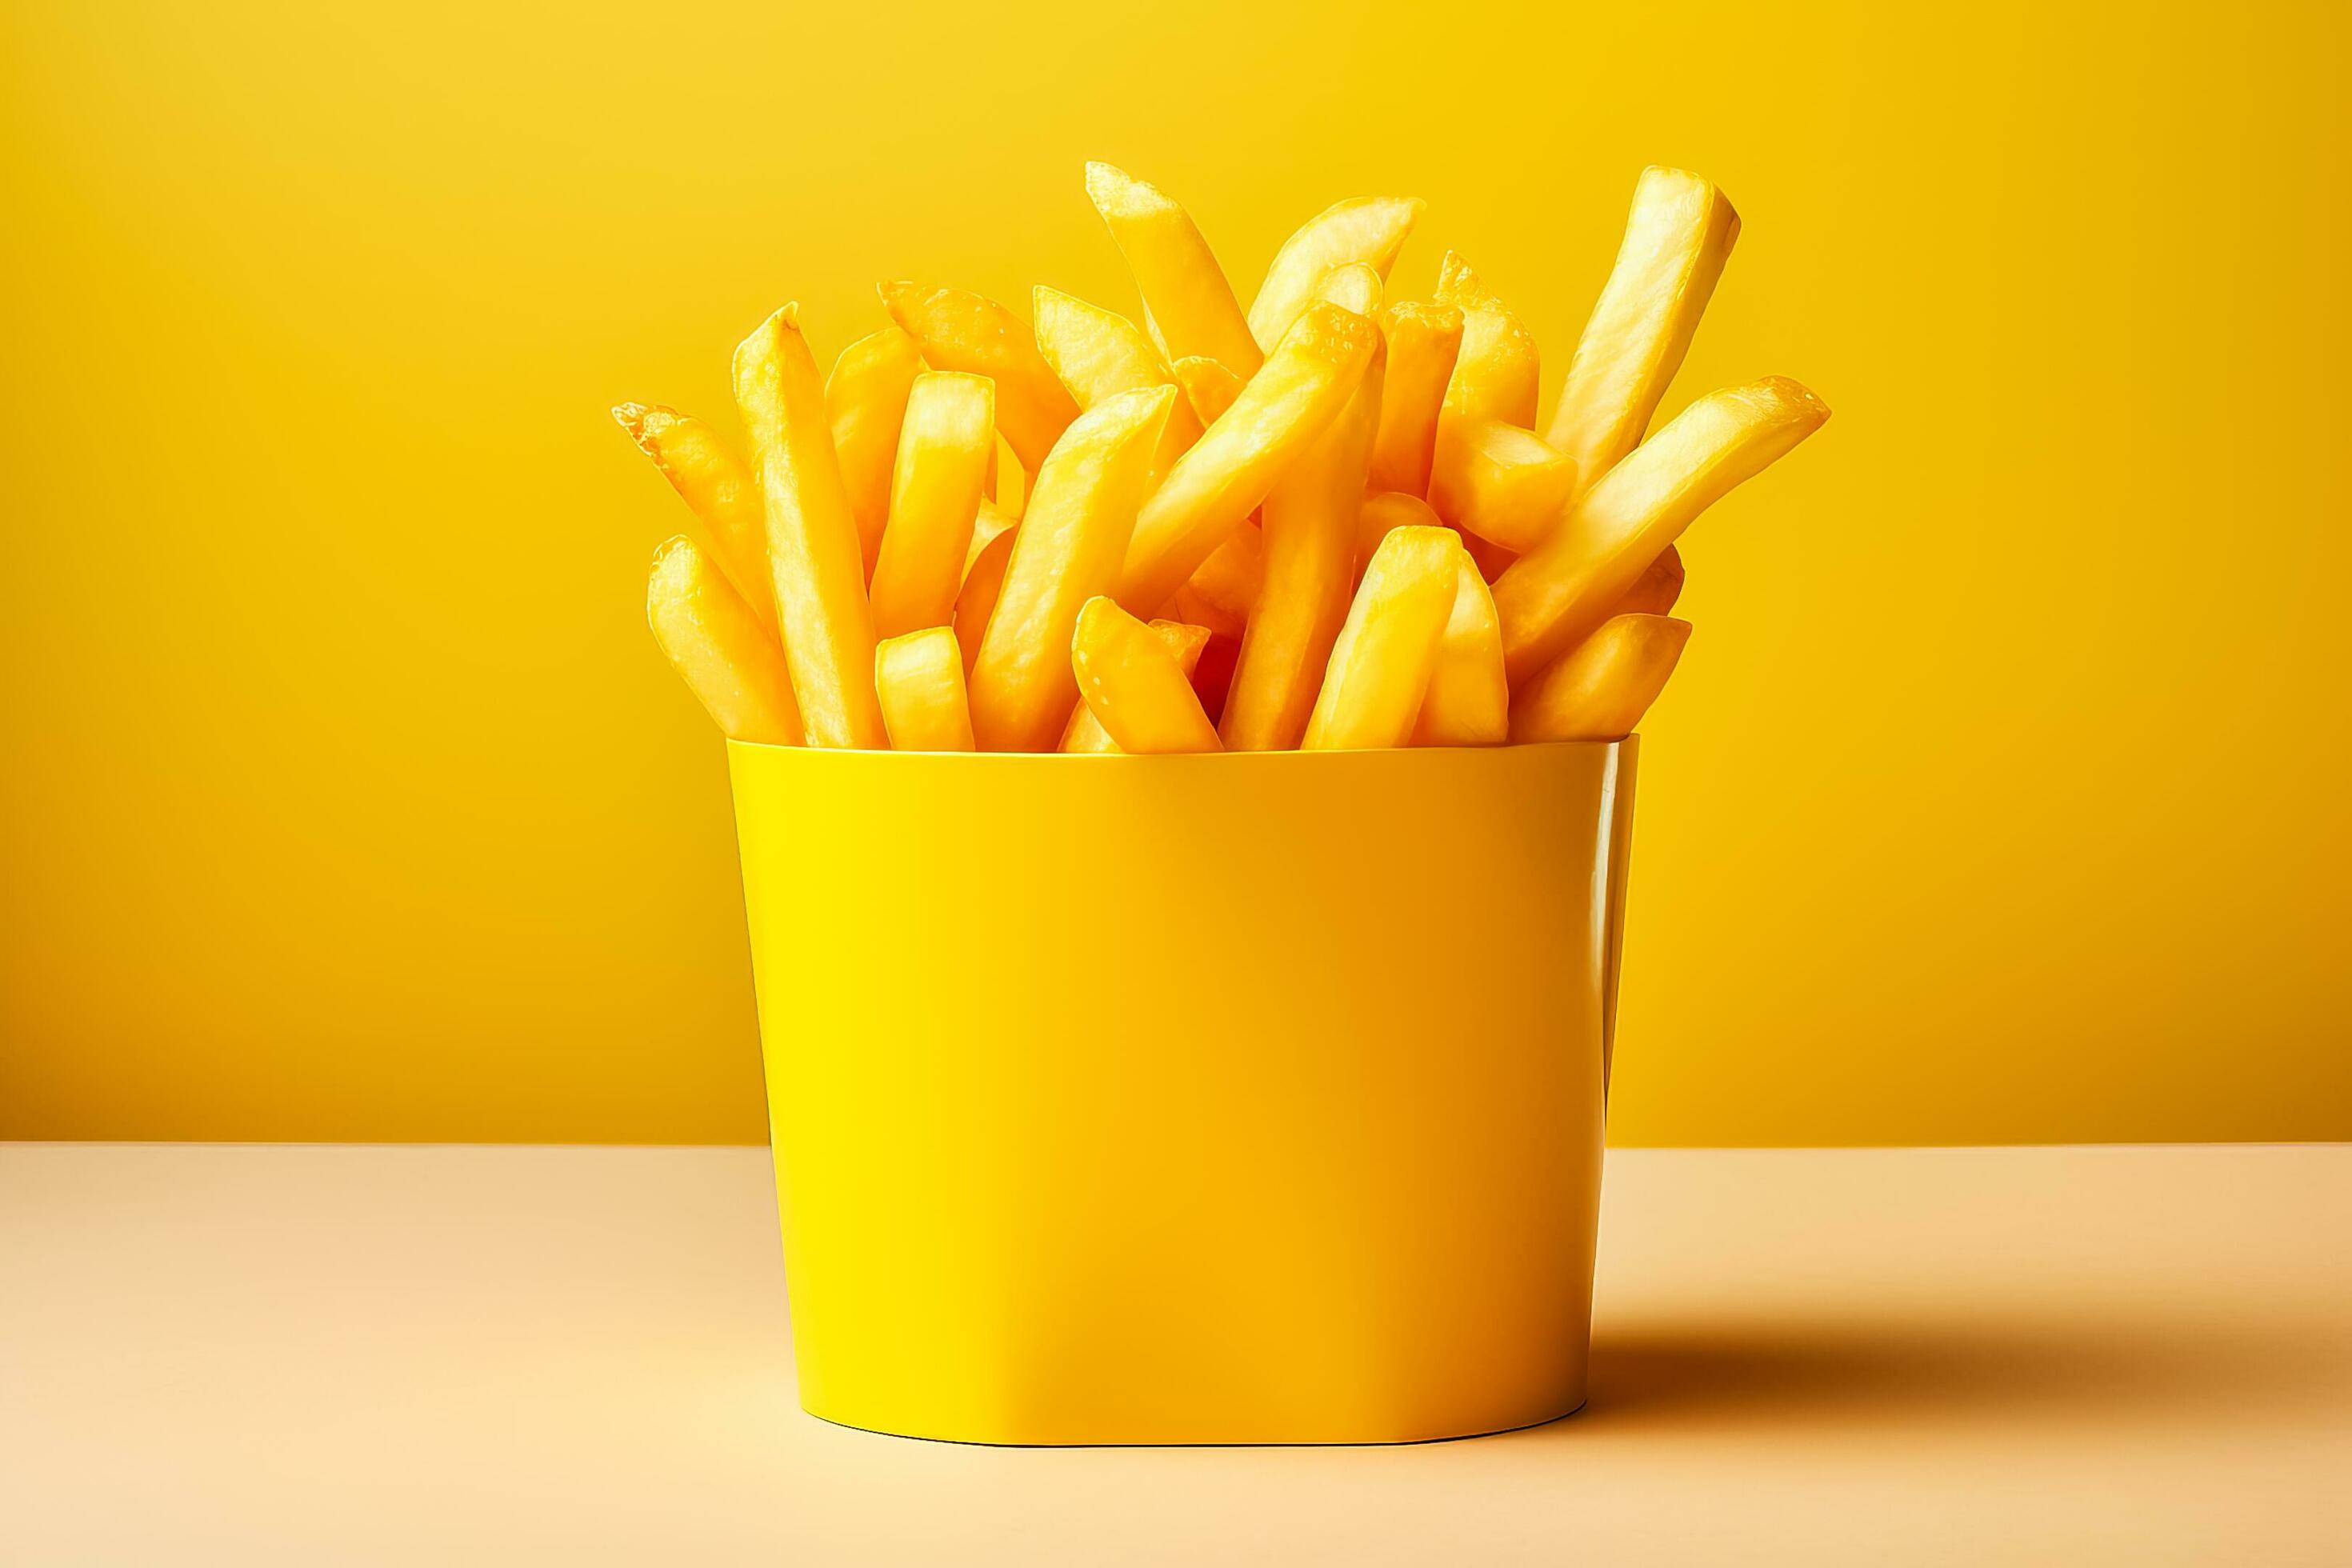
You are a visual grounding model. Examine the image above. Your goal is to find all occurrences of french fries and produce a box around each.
[1510,614,1694,743]
[627,162,1825,758]
[970,386,1176,752]
[1061,620,1210,752]
[646,536,803,745]
[1070,598,1222,754]
[1546,168,1740,502]
[1494,377,1828,684]
[614,404,775,630]
[1086,163,1263,379]
[880,281,1079,475]
[825,326,926,576]
[869,373,995,640]
[1117,302,1379,617]
[1302,525,1463,750]
[874,626,977,751]
[734,306,888,749]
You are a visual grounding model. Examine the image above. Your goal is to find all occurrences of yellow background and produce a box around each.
[3,0,2346,1144]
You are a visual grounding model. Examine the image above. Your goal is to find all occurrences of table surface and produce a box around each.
[4,1144,2346,1566]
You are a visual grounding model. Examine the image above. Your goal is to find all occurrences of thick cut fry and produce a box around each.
[824,326,924,577]
[970,386,1175,751]
[1070,598,1222,754]
[954,505,1019,674]
[1427,418,1578,552]
[1060,620,1210,752]
[1411,554,1508,746]
[1170,518,1262,640]
[1172,356,1244,426]
[880,282,1079,475]
[1366,302,1463,497]
[869,373,995,639]
[1435,251,1539,428]
[1302,526,1462,750]
[1034,286,1203,476]
[1246,195,1423,352]
[613,404,775,630]
[1117,302,1380,616]
[874,626,976,751]
[646,536,802,745]
[1494,377,1828,683]
[1613,544,1686,617]
[1510,614,1693,742]
[1314,261,1384,317]
[1546,167,1740,502]
[734,306,887,750]
[1224,325,1386,751]
[1355,490,1445,573]
[1085,162,1262,379]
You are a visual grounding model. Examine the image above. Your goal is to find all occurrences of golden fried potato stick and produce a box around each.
[1411,552,1508,746]
[1223,310,1386,750]
[1247,194,1423,352]
[1427,417,1578,551]
[1060,619,1210,752]
[646,535,803,745]
[1354,490,1445,573]
[1545,167,1739,502]
[1117,302,1380,617]
[953,504,1019,674]
[879,281,1079,475]
[734,306,888,749]
[1434,251,1539,428]
[824,326,924,577]
[1366,302,1463,496]
[1510,614,1693,742]
[1171,356,1244,426]
[1314,260,1384,317]
[1613,543,1686,616]
[874,626,977,751]
[1494,377,1827,684]
[1170,518,1262,640]
[1070,597,1223,754]
[869,372,996,640]
[1302,525,1462,750]
[1085,162,1263,380]
[1034,286,1203,477]
[970,386,1175,751]
[613,403,776,632]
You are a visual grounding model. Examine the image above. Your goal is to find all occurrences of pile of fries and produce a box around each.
[620,165,1827,754]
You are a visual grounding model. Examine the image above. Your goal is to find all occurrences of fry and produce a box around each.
[733,306,887,749]
[1034,286,1203,475]
[953,504,1020,674]
[869,372,996,640]
[824,326,925,577]
[1366,302,1463,496]
[1613,544,1686,617]
[879,281,1079,475]
[1084,162,1262,379]
[1246,195,1422,352]
[1426,418,1578,552]
[1355,490,1444,573]
[1410,553,1508,746]
[970,386,1176,751]
[1545,167,1739,502]
[1170,519,1262,641]
[1494,377,1827,683]
[1434,251,1539,427]
[1172,355,1244,426]
[646,536,803,746]
[1302,525,1461,750]
[1224,309,1386,750]
[1314,261,1384,317]
[1117,302,1379,617]
[874,626,976,751]
[1509,614,1693,742]
[1070,597,1222,754]
[1060,620,1210,752]
[613,404,775,631]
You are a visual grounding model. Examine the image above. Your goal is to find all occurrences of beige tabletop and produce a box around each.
[3,1144,2346,1565]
